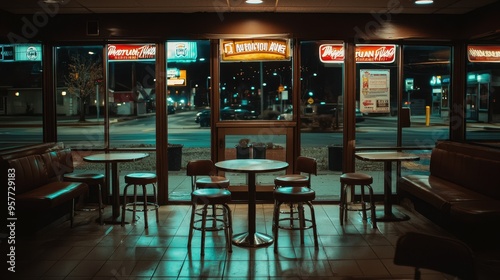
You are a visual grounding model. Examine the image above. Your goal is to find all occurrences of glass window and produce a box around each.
[55,45,104,149]
[107,43,156,149]
[0,43,43,149]
[300,41,344,201]
[219,39,293,120]
[466,45,500,141]
[402,45,451,146]
[355,45,398,148]
[167,40,211,201]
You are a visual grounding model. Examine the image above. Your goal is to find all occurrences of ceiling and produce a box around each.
[1,0,498,15]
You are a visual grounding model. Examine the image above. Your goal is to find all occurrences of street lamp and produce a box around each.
[206,76,211,106]
[273,72,282,86]
[273,72,283,111]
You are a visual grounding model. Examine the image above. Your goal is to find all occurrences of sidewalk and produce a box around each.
[1,113,500,130]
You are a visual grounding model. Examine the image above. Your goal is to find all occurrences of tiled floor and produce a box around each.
[5,202,467,280]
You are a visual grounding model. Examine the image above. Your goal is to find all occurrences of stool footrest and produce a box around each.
[343,201,375,211]
[277,217,315,230]
[125,202,159,212]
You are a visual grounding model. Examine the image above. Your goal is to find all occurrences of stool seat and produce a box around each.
[195,176,230,189]
[121,172,159,228]
[274,187,315,202]
[339,172,377,229]
[63,173,105,225]
[340,172,373,185]
[64,173,105,184]
[188,188,233,256]
[274,174,309,187]
[273,186,318,253]
[192,188,231,204]
[125,173,157,185]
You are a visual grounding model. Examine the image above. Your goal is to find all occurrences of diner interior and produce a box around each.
[2,0,500,279]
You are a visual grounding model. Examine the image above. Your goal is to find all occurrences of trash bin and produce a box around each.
[236,146,251,159]
[328,145,343,171]
[252,146,267,159]
[168,144,183,171]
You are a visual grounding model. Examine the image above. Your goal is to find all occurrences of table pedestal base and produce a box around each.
[232,232,273,247]
[375,210,410,222]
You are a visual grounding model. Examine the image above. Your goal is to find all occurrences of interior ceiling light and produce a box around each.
[43,0,65,3]
[415,0,434,4]
[246,0,264,4]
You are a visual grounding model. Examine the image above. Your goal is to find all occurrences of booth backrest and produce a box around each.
[430,141,500,200]
[8,155,50,194]
[1,143,75,194]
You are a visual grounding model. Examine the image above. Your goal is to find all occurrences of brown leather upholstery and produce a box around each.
[17,181,88,210]
[2,143,88,228]
[398,141,500,233]
[187,159,230,190]
[394,232,476,280]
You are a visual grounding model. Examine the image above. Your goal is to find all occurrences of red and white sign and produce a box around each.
[108,44,156,61]
[468,45,500,63]
[319,44,344,63]
[319,44,396,63]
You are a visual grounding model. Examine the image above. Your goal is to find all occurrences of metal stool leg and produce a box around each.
[307,201,319,248]
[132,184,138,223]
[121,184,131,226]
[187,203,196,249]
[360,184,367,220]
[97,183,103,225]
[153,183,159,223]
[366,184,377,229]
[142,184,148,228]
[200,204,208,257]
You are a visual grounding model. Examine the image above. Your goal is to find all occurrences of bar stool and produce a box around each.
[274,156,317,228]
[63,173,104,225]
[339,172,377,229]
[188,188,233,256]
[272,186,319,253]
[187,159,230,226]
[121,173,159,228]
[187,159,230,191]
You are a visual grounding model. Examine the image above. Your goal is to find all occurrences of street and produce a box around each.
[0,110,499,149]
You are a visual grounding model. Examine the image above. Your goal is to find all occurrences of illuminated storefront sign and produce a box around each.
[221,39,291,61]
[468,45,500,63]
[108,44,156,61]
[107,42,198,62]
[0,44,42,62]
[167,68,186,86]
[319,44,396,63]
[167,42,198,62]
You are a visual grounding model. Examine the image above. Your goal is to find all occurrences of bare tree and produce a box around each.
[65,55,103,122]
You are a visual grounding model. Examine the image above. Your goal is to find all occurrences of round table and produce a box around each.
[355,151,420,222]
[215,159,289,247]
[84,152,149,224]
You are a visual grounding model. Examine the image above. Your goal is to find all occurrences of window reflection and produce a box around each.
[219,61,292,120]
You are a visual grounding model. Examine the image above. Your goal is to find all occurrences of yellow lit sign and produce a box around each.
[221,39,291,62]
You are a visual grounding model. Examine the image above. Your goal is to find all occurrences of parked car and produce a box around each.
[195,109,210,125]
[168,105,176,114]
[278,108,293,120]
[356,108,365,123]
[195,108,238,127]
[234,108,258,120]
